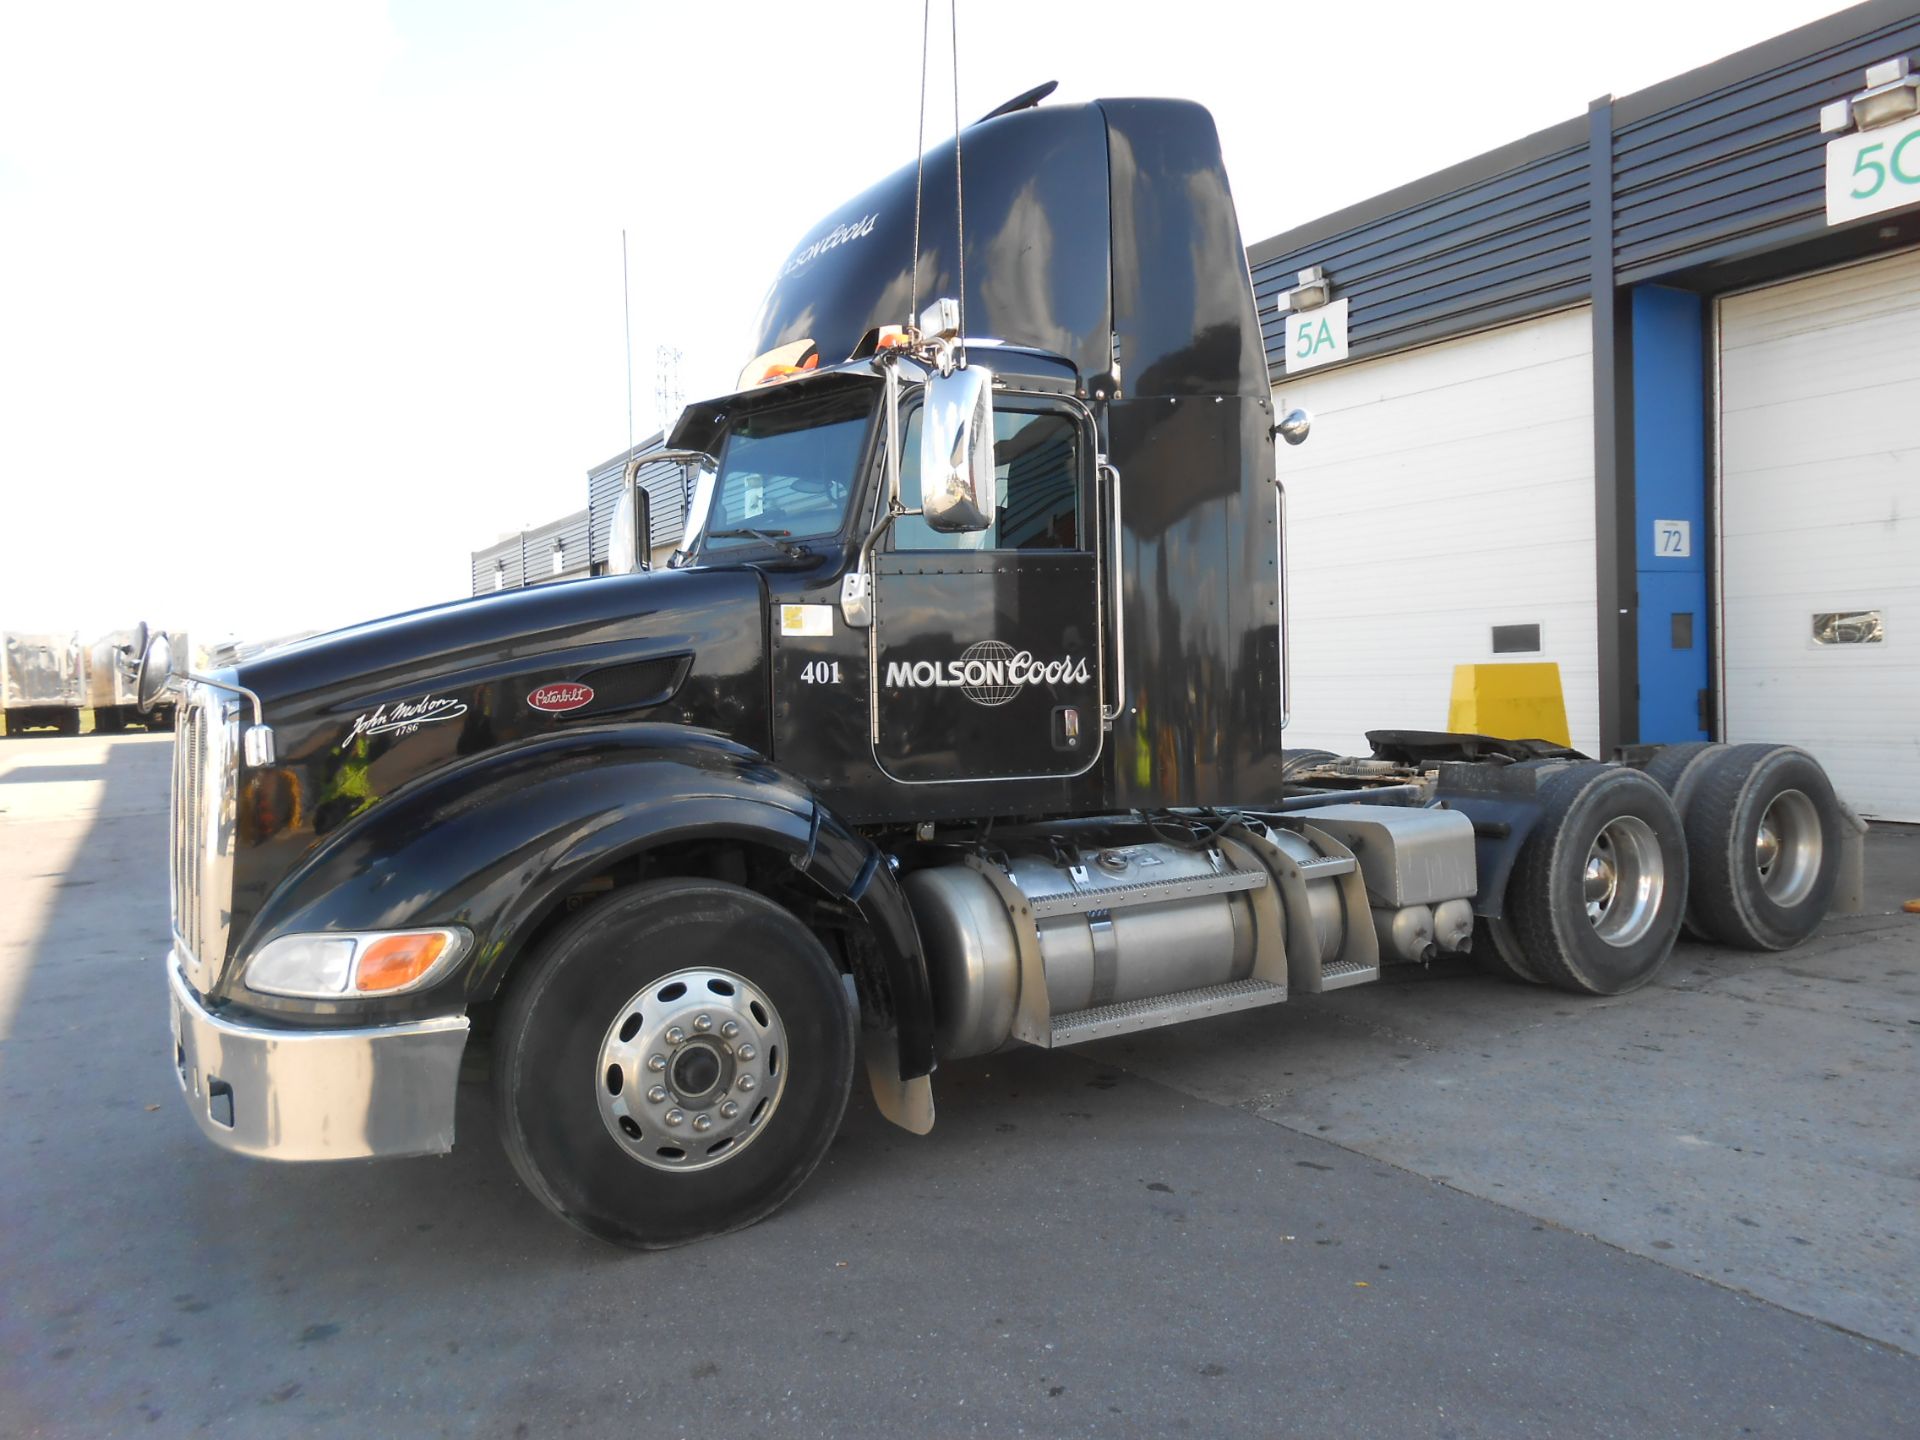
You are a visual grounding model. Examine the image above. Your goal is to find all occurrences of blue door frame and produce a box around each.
[1631,286,1711,743]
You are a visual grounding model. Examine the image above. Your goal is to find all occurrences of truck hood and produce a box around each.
[226,568,771,931]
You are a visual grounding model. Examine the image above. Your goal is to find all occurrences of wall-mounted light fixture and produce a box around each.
[551,538,566,576]
[493,559,507,591]
[1278,264,1333,313]
[1821,56,1919,134]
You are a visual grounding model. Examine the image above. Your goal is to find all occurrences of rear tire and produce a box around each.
[1504,764,1687,995]
[495,877,856,1249]
[1683,744,1840,951]
[1474,916,1543,984]
[1640,741,1722,811]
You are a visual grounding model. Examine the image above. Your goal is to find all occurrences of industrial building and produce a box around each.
[1254,0,1919,819]
[473,0,1918,820]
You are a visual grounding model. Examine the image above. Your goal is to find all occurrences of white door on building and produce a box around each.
[1718,248,1920,822]
[1273,306,1600,756]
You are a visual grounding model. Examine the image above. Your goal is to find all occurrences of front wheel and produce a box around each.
[495,878,856,1248]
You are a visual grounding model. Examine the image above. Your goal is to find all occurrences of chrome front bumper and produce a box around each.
[168,956,470,1161]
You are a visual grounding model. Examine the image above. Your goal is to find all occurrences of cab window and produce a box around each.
[893,404,1082,551]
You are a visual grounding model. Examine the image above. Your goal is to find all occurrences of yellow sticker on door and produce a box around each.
[780,604,834,638]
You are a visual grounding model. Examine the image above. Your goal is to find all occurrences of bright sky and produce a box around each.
[0,0,1853,647]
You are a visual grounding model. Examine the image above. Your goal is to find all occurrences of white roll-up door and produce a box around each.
[1273,306,1599,756]
[1717,248,1920,821]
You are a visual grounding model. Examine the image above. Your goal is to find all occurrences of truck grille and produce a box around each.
[171,700,207,959]
[169,690,235,985]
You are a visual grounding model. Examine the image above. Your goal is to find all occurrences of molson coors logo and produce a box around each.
[781,212,879,276]
[885,640,1091,709]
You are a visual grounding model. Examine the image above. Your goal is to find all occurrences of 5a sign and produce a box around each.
[1283,297,1349,374]
[1826,111,1920,225]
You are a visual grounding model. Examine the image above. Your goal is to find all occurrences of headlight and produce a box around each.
[244,928,468,999]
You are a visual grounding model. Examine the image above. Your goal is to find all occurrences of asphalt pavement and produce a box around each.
[2,732,1915,1438]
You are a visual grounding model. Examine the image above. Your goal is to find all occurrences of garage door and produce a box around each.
[1273,306,1600,756]
[1718,248,1920,822]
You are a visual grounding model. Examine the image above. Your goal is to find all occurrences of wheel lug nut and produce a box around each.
[692,1114,713,1133]
[694,1014,713,1032]
[719,1100,739,1119]
[737,1075,756,1092]
[665,1026,686,1045]
[664,1108,685,1128]
[720,1020,740,1038]
[736,1043,756,1062]
[647,1085,667,1104]
[646,1054,666,1073]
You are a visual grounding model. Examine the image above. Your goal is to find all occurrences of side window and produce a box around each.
[893,405,1082,551]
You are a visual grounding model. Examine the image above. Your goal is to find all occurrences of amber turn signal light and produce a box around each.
[354,931,453,993]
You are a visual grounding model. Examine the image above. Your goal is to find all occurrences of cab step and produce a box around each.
[1047,977,1287,1047]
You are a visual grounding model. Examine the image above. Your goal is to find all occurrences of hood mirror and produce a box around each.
[1275,408,1312,446]
[135,628,175,712]
[919,363,995,534]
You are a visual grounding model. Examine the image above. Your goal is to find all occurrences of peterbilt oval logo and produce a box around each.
[527,682,594,713]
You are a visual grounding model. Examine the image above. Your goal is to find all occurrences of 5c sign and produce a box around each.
[1826,112,1920,226]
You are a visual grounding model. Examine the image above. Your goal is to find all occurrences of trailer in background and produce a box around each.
[84,630,178,732]
[2,632,83,736]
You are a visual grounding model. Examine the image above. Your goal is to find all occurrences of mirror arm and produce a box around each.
[842,352,912,628]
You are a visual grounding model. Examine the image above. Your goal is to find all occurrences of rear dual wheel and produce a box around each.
[1494,763,1688,995]
[1682,744,1840,951]
[495,878,856,1249]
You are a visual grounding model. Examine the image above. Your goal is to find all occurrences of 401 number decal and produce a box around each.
[800,661,842,684]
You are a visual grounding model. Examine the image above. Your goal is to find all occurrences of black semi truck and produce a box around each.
[149,93,1858,1248]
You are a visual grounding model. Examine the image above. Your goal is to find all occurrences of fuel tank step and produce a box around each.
[1047,977,1287,1047]
[1317,957,1380,991]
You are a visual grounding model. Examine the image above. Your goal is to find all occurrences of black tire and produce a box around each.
[55,711,81,737]
[93,709,125,735]
[1474,915,1543,984]
[495,877,855,1249]
[1639,741,1723,813]
[1683,744,1840,951]
[1504,763,1687,996]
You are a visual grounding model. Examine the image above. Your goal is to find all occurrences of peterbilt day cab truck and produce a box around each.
[148,92,1857,1249]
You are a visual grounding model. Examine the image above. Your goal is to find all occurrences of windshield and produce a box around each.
[698,390,872,551]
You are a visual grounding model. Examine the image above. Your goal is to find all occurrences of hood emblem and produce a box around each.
[528,682,594,714]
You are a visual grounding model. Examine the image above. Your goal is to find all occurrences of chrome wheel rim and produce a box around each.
[1582,815,1664,948]
[1755,788,1821,907]
[597,967,787,1172]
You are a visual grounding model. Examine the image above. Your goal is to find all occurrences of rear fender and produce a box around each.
[228,725,934,1080]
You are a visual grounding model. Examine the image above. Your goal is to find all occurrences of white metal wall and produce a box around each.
[1273,307,1600,756]
[1717,248,1920,822]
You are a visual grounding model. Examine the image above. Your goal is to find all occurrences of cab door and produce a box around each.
[871,395,1105,783]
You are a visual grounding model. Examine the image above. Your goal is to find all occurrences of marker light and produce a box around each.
[244,928,467,999]
[354,932,454,993]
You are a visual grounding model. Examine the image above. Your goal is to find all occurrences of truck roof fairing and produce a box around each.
[747,97,1268,404]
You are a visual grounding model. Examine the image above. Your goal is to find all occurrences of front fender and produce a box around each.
[225,724,934,1079]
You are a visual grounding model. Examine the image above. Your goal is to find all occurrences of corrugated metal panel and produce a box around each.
[1271,308,1600,756]
[1249,119,1590,375]
[519,509,591,585]
[587,432,688,564]
[470,533,525,595]
[1612,11,1920,284]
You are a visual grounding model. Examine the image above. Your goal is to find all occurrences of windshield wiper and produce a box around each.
[707,527,812,560]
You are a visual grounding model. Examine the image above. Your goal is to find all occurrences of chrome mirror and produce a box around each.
[1276,408,1312,446]
[135,629,175,712]
[919,364,995,534]
[120,621,150,683]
